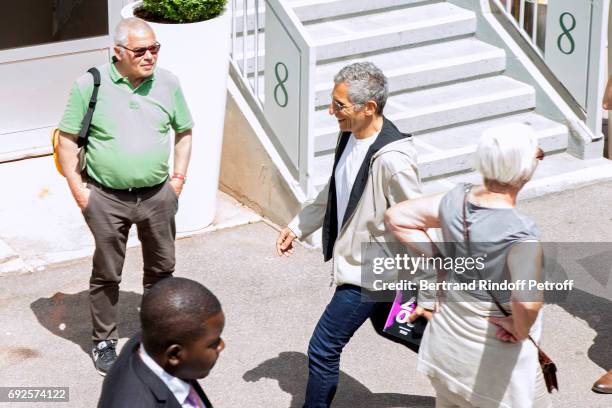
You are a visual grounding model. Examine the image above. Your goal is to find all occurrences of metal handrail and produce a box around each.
[493,1,545,59]
[491,0,609,141]
[230,0,264,108]
[228,0,316,194]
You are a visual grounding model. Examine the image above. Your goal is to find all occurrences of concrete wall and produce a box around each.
[219,90,301,227]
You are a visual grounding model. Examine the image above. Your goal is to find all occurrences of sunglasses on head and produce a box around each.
[119,42,161,58]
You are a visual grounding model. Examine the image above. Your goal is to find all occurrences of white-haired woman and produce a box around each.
[385,123,550,407]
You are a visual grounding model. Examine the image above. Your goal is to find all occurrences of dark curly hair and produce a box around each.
[140,277,222,355]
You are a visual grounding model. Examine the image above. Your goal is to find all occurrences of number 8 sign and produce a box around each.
[557,12,576,55]
[274,62,289,108]
[544,0,591,108]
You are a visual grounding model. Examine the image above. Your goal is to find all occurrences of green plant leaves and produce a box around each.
[142,0,226,23]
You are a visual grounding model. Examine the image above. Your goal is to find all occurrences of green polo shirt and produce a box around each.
[59,61,193,189]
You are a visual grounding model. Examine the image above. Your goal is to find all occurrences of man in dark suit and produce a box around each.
[98,278,225,407]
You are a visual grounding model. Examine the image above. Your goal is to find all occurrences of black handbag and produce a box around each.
[370,234,438,353]
[370,288,428,353]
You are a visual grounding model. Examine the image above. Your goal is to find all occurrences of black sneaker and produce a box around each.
[92,340,118,376]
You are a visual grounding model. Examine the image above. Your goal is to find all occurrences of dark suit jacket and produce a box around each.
[98,333,213,408]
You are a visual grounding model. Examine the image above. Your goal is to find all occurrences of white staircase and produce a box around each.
[232,0,609,200]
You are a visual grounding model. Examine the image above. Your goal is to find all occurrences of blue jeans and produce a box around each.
[303,284,376,408]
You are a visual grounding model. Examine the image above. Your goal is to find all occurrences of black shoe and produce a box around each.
[92,340,118,376]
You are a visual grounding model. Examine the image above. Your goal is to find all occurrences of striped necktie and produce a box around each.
[185,385,205,408]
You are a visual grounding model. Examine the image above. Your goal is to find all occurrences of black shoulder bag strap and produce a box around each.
[461,184,558,393]
[77,67,101,148]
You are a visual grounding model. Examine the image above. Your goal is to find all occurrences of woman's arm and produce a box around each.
[490,240,544,341]
[386,193,446,321]
[385,193,444,257]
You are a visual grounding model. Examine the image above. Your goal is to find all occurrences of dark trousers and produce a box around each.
[82,179,178,342]
[303,284,376,408]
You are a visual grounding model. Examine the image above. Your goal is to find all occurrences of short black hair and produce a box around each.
[140,277,222,355]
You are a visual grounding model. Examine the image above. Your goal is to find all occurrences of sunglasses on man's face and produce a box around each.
[536,147,545,161]
[119,42,161,58]
[331,99,355,113]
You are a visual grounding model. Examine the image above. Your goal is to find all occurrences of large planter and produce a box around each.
[122,1,231,233]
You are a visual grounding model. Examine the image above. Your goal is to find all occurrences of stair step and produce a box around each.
[241,44,509,105]
[232,0,433,34]
[294,0,435,22]
[422,153,612,201]
[311,112,567,189]
[415,112,568,179]
[244,38,506,107]
[234,0,476,81]
[313,75,536,152]
[314,38,506,107]
[306,2,476,61]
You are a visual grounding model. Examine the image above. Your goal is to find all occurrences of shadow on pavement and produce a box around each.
[555,289,612,371]
[542,248,612,370]
[30,290,142,354]
[243,351,434,408]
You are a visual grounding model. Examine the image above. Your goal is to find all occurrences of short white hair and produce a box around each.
[113,17,154,53]
[475,123,539,189]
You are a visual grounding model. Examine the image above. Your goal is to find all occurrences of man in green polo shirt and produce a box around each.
[57,17,194,376]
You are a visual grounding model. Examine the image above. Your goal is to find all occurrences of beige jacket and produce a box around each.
[288,134,422,289]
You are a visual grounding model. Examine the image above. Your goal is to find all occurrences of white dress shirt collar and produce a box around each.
[138,343,196,407]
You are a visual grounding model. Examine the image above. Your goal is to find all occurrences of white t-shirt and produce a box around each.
[334,132,379,234]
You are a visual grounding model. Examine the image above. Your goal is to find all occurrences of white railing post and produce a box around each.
[253,0,260,100]
[531,0,538,44]
[231,0,236,59]
[493,0,544,57]
[586,0,610,140]
[242,0,248,76]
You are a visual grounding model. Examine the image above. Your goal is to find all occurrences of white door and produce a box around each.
[0,0,126,162]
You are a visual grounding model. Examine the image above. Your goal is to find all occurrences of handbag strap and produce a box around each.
[461,184,544,353]
[77,67,101,148]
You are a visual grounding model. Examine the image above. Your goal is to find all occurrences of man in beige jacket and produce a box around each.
[275,62,423,407]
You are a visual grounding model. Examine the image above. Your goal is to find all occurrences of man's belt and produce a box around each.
[88,178,166,194]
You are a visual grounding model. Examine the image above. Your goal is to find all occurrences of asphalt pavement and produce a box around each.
[1,182,612,407]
